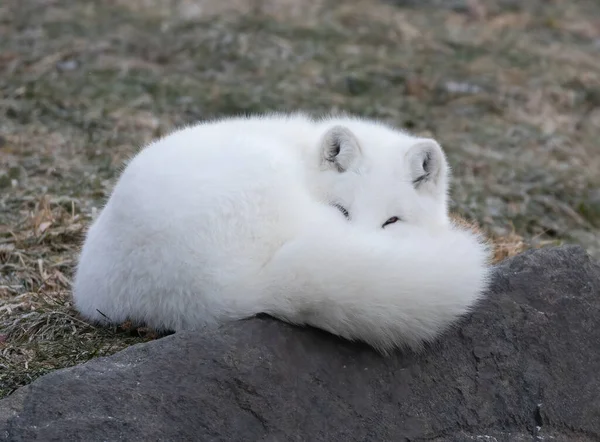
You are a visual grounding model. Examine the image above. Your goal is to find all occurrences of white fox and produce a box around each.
[73,113,491,353]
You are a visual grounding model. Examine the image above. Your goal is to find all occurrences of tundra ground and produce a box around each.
[1,0,599,397]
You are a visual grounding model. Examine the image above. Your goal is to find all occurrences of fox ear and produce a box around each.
[406,139,449,197]
[320,125,361,173]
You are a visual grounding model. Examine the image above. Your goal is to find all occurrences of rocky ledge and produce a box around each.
[1,245,599,441]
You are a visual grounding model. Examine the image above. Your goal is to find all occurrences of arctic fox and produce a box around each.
[73,113,491,353]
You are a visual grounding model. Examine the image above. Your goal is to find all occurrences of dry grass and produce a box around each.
[450,213,528,263]
[0,195,162,396]
[1,0,599,397]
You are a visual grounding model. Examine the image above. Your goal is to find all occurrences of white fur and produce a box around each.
[73,113,492,353]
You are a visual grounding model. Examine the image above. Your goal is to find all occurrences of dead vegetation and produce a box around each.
[1,0,599,397]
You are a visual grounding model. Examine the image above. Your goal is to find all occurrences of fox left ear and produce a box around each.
[320,125,362,173]
[406,139,449,198]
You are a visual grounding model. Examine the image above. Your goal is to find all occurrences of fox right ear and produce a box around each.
[320,126,361,173]
[406,139,449,198]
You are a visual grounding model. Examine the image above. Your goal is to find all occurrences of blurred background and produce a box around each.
[1,0,599,395]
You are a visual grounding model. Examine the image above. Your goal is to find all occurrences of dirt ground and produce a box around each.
[1,0,599,397]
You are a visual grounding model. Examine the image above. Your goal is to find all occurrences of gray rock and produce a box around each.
[1,245,600,441]
[382,0,469,12]
[382,0,523,13]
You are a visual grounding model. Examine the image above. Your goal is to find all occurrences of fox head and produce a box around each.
[310,117,451,232]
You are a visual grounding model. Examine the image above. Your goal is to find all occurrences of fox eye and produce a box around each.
[382,216,400,228]
[334,204,350,219]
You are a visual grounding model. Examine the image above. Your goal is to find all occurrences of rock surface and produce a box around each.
[1,245,600,441]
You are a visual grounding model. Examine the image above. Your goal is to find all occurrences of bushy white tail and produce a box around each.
[256,224,492,353]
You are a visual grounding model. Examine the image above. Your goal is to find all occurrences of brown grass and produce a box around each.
[450,213,529,263]
[1,0,599,397]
